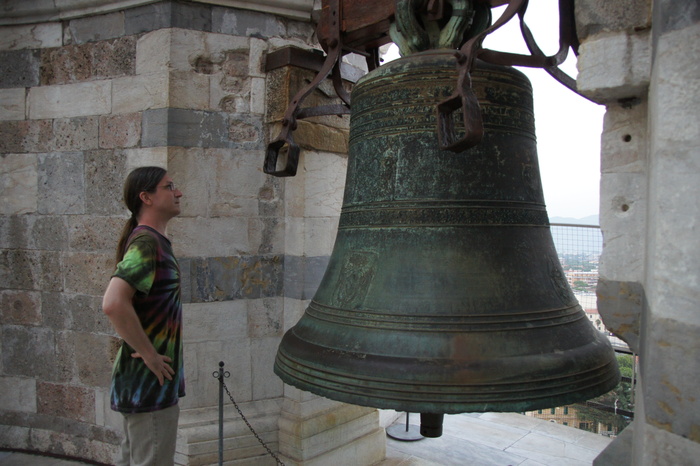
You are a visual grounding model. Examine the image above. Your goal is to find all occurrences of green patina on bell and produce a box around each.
[274,50,620,435]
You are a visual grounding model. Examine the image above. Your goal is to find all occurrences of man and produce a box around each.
[103,166,185,465]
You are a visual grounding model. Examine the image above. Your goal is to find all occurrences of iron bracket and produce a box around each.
[264,0,350,177]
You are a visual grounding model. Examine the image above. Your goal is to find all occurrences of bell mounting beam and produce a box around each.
[264,0,584,175]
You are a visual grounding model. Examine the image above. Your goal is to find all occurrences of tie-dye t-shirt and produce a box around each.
[110,225,185,413]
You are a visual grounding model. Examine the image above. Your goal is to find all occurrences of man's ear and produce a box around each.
[139,191,153,206]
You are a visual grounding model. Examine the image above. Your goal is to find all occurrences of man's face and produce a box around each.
[150,174,183,219]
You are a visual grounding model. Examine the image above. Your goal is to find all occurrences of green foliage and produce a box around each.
[577,354,635,433]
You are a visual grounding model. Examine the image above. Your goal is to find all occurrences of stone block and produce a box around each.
[654,25,700,150]
[227,113,264,150]
[66,10,125,44]
[60,292,113,334]
[0,153,37,215]
[213,7,285,38]
[0,120,53,153]
[91,36,137,79]
[644,317,700,441]
[301,150,347,218]
[0,376,36,412]
[256,173,285,218]
[84,149,128,215]
[0,290,41,326]
[169,70,210,110]
[193,148,272,218]
[40,36,136,86]
[575,0,651,40]
[248,37,267,78]
[99,113,141,148]
[37,381,95,423]
[29,215,68,251]
[639,423,700,466]
[656,0,700,34]
[601,103,647,174]
[29,81,111,119]
[278,402,385,464]
[0,23,62,51]
[599,172,647,280]
[41,291,72,330]
[0,88,25,120]
[189,255,283,302]
[37,151,85,215]
[142,108,228,148]
[283,255,329,300]
[0,425,30,451]
[577,31,651,103]
[28,426,120,465]
[51,116,99,151]
[142,108,265,150]
[203,30,250,57]
[95,387,123,431]
[283,218,305,257]
[135,29,171,75]
[295,121,350,154]
[284,297,310,332]
[170,216,249,257]
[596,280,644,352]
[0,249,62,292]
[0,215,30,249]
[265,65,352,129]
[124,147,168,172]
[183,301,248,342]
[180,337,252,409]
[124,1,212,36]
[251,337,283,399]
[211,75,251,113]
[168,29,206,72]
[163,146,209,216]
[1,325,56,379]
[63,252,113,296]
[248,298,283,338]
[40,44,92,85]
[220,50,250,78]
[177,401,282,463]
[248,217,285,255]
[72,332,115,387]
[0,49,40,88]
[111,72,168,114]
[68,215,123,254]
[305,217,340,257]
[250,77,266,114]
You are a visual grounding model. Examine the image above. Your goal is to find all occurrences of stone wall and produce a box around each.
[575,0,700,464]
[0,1,367,464]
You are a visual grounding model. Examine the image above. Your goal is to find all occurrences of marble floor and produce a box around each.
[380,412,612,466]
[0,412,611,465]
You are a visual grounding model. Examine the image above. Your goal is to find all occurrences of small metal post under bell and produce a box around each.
[386,412,424,441]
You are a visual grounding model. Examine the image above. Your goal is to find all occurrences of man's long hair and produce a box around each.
[115,166,167,264]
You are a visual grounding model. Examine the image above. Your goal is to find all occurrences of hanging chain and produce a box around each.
[220,378,286,466]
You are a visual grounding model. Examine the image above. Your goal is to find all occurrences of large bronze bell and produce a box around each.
[274,49,620,436]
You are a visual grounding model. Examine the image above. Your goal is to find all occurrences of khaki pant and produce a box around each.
[117,404,180,466]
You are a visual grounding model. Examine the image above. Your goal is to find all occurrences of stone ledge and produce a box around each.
[0,0,314,26]
[577,31,651,104]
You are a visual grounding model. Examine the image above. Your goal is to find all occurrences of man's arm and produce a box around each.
[102,276,175,386]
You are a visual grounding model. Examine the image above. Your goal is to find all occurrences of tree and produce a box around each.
[577,354,635,433]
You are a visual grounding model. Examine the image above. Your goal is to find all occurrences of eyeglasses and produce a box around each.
[158,182,177,191]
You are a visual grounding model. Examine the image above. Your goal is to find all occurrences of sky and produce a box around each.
[382,1,605,220]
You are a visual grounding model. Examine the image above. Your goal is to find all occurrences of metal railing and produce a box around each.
[545,222,636,435]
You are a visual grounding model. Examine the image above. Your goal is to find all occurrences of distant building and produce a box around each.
[565,269,599,288]
[583,308,606,332]
[526,406,619,437]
